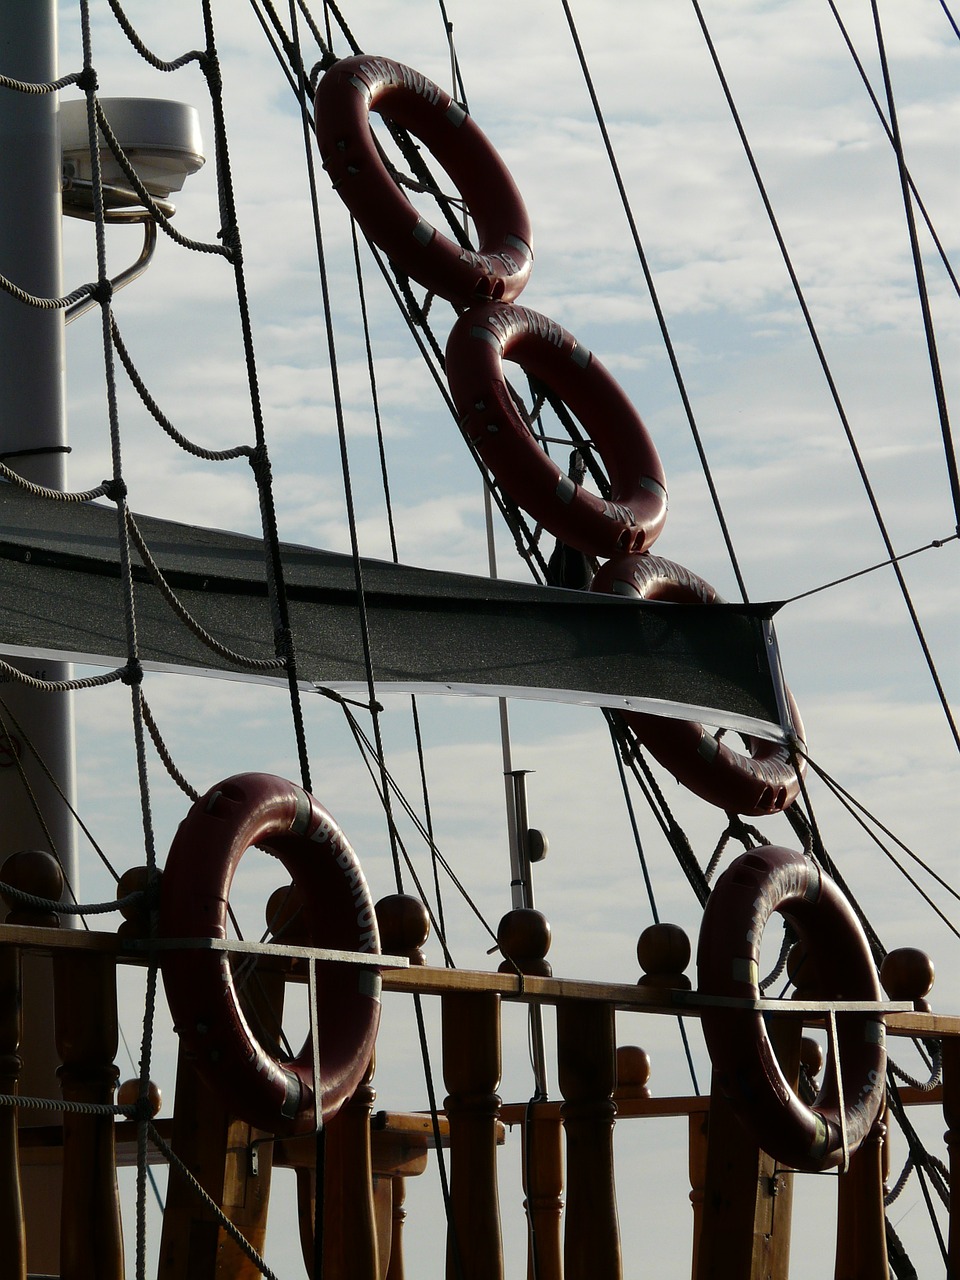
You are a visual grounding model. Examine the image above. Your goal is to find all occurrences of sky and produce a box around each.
[25,0,960,1274]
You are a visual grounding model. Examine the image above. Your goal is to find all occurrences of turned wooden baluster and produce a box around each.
[498,908,563,1280]
[54,947,123,1280]
[557,999,620,1280]
[944,1034,960,1276]
[442,989,503,1280]
[377,894,432,1280]
[386,1176,408,1280]
[0,941,24,1280]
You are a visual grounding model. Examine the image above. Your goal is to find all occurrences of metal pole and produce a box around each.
[0,5,78,1270]
[0,0,79,888]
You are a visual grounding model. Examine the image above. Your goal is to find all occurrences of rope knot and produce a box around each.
[101,477,127,503]
[76,67,98,93]
[92,279,114,306]
[247,443,271,482]
[120,659,143,687]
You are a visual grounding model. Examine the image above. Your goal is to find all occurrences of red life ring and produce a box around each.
[697,846,886,1171]
[314,55,533,305]
[591,553,804,815]
[159,773,381,1136]
[445,303,668,557]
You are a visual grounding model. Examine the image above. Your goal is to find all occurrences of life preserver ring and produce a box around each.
[159,773,381,1136]
[314,55,533,305]
[445,303,668,557]
[591,553,804,815]
[697,846,886,1171]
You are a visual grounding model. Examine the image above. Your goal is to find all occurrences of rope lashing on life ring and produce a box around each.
[591,553,805,815]
[445,303,668,557]
[314,55,533,304]
[697,846,886,1171]
[159,773,381,1137]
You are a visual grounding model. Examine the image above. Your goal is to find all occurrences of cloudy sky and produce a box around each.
[41,0,960,1274]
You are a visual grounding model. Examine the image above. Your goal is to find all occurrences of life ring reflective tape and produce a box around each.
[445,303,668,557]
[697,846,886,1171]
[591,553,804,815]
[159,773,381,1137]
[314,55,533,304]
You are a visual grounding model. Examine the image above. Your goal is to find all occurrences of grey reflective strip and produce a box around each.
[732,957,758,986]
[569,342,590,369]
[640,475,668,502]
[289,785,312,835]
[446,101,467,127]
[470,325,503,352]
[504,233,533,261]
[697,732,720,763]
[804,860,821,902]
[412,218,435,246]
[865,1019,886,1045]
[556,474,576,505]
[359,970,382,999]
[280,1070,302,1119]
[809,1114,829,1159]
[347,75,372,103]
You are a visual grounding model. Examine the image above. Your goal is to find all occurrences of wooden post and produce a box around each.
[695,1015,798,1280]
[520,1105,563,1280]
[321,1056,379,1280]
[442,990,503,1280]
[695,1074,792,1280]
[557,1000,621,1280]
[835,1115,888,1280]
[54,949,123,1280]
[157,965,283,1278]
[942,1036,960,1276]
[0,943,25,1280]
[688,1108,708,1279]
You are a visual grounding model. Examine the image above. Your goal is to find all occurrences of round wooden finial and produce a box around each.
[800,1036,824,1080]
[615,1044,651,1100]
[117,1078,162,1118]
[265,882,310,945]
[787,942,822,996]
[375,894,431,964]
[881,948,935,1006]
[116,865,161,938]
[497,908,552,977]
[637,923,691,990]
[0,849,64,927]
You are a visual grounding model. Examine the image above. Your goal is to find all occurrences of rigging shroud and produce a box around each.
[0,481,786,741]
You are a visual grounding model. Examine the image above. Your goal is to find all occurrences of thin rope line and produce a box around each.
[776,533,957,606]
[688,0,960,755]
[869,0,960,534]
[558,0,749,601]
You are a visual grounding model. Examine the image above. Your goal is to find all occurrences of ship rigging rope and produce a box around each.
[827,0,960,310]
[687,0,960,756]
[558,0,749,602]
[802,752,960,937]
[287,0,407,892]
[0,696,121,885]
[870,0,960,535]
[125,512,287,672]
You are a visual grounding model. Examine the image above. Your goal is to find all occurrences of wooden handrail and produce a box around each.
[0,920,957,1280]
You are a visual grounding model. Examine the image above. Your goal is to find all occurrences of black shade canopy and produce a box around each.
[0,482,787,740]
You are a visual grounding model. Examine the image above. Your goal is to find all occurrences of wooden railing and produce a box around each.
[0,915,957,1280]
